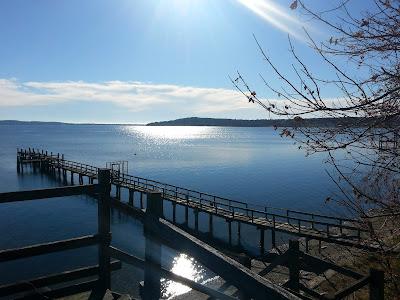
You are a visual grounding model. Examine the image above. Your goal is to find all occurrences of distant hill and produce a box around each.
[146,117,366,127]
[0,120,69,125]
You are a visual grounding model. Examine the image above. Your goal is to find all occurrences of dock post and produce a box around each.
[129,189,134,206]
[184,195,189,225]
[194,209,199,231]
[70,172,74,185]
[369,268,384,300]
[140,192,144,209]
[272,215,276,248]
[16,151,21,173]
[144,192,162,300]
[97,169,111,295]
[305,237,309,253]
[208,214,213,237]
[228,220,232,245]
[237,221,241,245]
[288,240,300,292]
[259,228,265,255]
[172,202,176,223]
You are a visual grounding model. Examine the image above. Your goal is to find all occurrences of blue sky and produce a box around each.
[0,0,370,123]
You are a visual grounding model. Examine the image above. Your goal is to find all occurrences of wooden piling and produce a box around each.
[272,215,276,248]
[184,195,189,225]
[194,209,199,231]
[128,189,134,206]
[369,268,384,300]
[208,214,213,237]
[140,192,144,209]
[259,228,265,255]
[172,203,176,223]
[288,240,300,292]
[228,220,232,246]
[144,192,162,300]
[237,221,241,245]
[97,169,111,294]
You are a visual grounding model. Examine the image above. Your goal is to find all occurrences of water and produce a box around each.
[0,124,342,298]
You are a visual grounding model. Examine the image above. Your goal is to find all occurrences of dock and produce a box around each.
[16,148,377,253]
[0,148,385,299]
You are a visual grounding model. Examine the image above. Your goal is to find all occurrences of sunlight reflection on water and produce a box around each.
[124,126,214,141]
[161,253,206,299]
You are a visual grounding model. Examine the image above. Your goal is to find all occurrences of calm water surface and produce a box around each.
[0,125,342,298]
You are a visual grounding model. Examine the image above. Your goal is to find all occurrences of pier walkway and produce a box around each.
[17,148,377,252]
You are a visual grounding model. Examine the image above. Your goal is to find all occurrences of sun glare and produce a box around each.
[237,0,309,41]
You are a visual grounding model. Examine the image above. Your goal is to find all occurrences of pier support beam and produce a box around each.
[227,220,232,246]
[237,221,241,245]
[140,192,144,209]
[97,169,111,295]
[70,172,74,185]
[144,192,162,300]
[208,214,213,237]
[172,203,176,224]
[128,189,134,206]
[288,240,300,292]
[184,195,189,225]
[194,209,199,231]
[259,228,265,256]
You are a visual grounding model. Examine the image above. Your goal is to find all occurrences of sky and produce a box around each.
[0,0,371,123]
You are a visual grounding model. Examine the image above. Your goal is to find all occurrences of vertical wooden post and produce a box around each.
[17,151,21,173]
[140,192,144,209]
[194,209,199,231]
[208,214,213,237]
[144,192,162,300]
[305,237,309,253]
[272,215,276,249]
[184,195,189,225]
[172,202,176,223]
[70,172,74,185]
[228,220,232,245]
[288,240,300,292]
[97,169,111,295]
[129,189,134,206]
[259,228,265,255]
[369,268,384,300]
[237,221,241,245]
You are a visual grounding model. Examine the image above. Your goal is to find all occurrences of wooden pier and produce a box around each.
[17,148,377,254]
[0,149,385,299]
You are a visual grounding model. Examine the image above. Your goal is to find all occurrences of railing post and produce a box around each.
[144,191,162,300]
[369,268,384,300]
[288,240,300,292]
[97,169,111,295]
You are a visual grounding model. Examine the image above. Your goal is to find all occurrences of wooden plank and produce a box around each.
[15,279,98,300]
[0,184,98,203]
[333,276,370,299]
[146,218,300,300]
[301,253,363,279]
[0,261,121,297]
[108,246,236,300]
[0,235,100,263]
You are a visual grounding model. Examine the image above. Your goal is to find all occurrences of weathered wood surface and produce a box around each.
[0,261,121,297]
[146,217,300,300]
[0,235,100,263]
[0,184,98,203]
